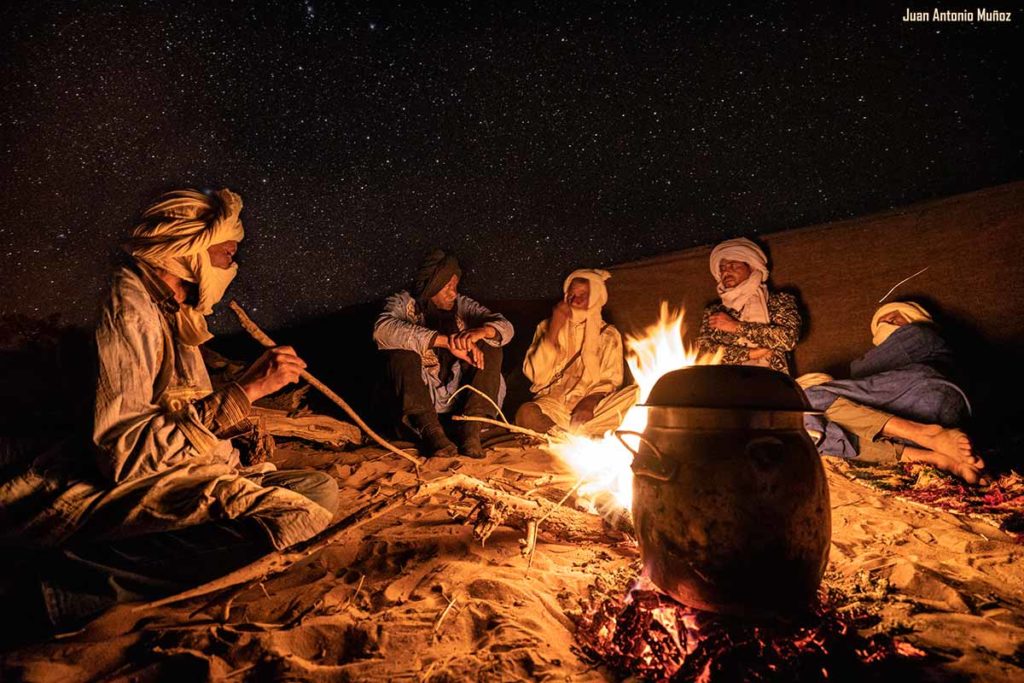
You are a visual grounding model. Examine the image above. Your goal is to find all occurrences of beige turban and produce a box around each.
[709,237,770,323]
[563,269,611,386]
[125,188,244,345]
[870,301,932,346]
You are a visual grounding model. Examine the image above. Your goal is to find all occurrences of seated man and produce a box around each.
[0,189,337,636]
[697,237,800,374]
[516,269,639,437]
[373,249,513,459]
[801,301,985,484]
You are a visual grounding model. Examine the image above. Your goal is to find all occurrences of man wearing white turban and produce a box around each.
[516,269,640,437]
[0,189,337,637]
[697,237,801,374]
[800,301,985,484]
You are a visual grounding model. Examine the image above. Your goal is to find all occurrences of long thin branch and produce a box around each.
[134,474,522,610]
[451,414,549,441]
[878,266,929,303]
[445,384,509,425]
[228,300,423,469]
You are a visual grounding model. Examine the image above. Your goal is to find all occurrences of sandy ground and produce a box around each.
[3,441,1023,682]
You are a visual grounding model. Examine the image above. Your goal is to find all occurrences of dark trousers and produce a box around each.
[28,469,337,634]
[383,344,503,433]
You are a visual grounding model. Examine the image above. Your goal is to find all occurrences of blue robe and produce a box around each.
[804,323,971,459]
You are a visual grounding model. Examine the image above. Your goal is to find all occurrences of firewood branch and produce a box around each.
[135,474,607,611]
[228,300,423,469]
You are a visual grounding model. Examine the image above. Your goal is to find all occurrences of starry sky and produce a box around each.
[0,1,1020,330]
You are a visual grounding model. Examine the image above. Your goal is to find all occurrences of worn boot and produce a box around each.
[459,421,486,459]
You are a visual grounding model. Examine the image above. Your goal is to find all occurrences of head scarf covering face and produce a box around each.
[124,188,244,345]
[709,237,770,324]
[413,249,462,301]
[870,301,933,346]
[562,269,611,386]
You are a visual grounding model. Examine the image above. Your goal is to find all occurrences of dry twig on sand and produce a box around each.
[432,592,459,642]
[135,473,608,611]
[228,300,423,469]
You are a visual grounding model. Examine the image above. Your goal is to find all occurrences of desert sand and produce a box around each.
[2,438,1023,682]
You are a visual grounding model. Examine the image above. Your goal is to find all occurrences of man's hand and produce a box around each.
[237,346,307,403]
[748,347,771,360]
[450,326,494,351]
[449,343,484,369]
[546,299,572,342]
[570,393,606,429]
[709,311,741,334]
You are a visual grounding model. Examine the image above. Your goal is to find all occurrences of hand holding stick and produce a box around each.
[228,300,423,469]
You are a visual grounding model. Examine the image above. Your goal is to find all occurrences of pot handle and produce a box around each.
[615,430,676,482]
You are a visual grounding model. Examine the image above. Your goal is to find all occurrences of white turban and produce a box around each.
[709,237,770,323]
[563,268,611,386]
[870,301,932,346]
[125,188,244,345]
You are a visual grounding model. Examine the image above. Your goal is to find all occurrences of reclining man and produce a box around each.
[0,188,337,636]
[373,249,513,459]
[697,237,800,374]
[801,302,985,484]
[516,269,639,437]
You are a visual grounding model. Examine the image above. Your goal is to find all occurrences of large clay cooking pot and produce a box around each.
[619,365,831,616]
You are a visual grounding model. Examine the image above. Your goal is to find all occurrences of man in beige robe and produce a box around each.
[0,189,336,638]
[516,269,639,437]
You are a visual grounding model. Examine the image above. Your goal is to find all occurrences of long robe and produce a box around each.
[0,261,332,551]
[523,318,639,436]
[803,323,970,459]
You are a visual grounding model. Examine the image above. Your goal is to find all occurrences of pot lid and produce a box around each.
[643,365,812,411]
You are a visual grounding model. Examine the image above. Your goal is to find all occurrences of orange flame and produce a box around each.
[543,302,719,511]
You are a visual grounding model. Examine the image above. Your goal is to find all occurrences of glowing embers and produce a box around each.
[542,303,717,512]
[575,576,927,682]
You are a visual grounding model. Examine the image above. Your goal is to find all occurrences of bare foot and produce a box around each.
[884,418,983,468]
[902,446,985,484]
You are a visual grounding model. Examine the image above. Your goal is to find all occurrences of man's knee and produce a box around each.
[477,342,503,365]
[515,402,554,433]
[302,471,339,513]
[266,469,338,513]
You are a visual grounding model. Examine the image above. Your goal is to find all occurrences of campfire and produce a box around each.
[534,302,915,677]
[574,573,927,682]
[543,302,714,513]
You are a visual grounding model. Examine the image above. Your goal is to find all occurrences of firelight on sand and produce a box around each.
[543,302,720,510]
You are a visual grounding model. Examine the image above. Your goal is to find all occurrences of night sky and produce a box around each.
[1,1,1020,331]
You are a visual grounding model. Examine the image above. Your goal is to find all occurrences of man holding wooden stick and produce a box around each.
[0,188,336,639]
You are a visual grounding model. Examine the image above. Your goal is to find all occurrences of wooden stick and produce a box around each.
[445,384,509,425]
[450,414,549,441]
[134,473,607,611]
[228,300,423,469]
[432,593,458,641]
